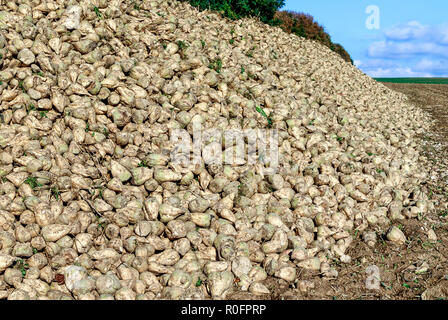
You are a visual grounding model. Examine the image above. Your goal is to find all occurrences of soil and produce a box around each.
[228,83,448,300]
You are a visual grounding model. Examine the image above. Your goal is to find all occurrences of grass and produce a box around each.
[18,80,25,92]
[24,176,43,190]
[246,46,256,58]
[15,259,28,277]
[208,58,223,73]
[93,6,102,19]
[97,221,106,231]
[138,160,148,168]
[375,78,448,85]
[421,241,436,249]
[51,187,60,200]
[176,40,189,59]
[176,40,188,51]
[381,282,393,290]
[255,105,273,127]
[96,217,107,231]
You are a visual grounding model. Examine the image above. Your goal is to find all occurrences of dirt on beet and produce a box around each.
[228,83,448,301]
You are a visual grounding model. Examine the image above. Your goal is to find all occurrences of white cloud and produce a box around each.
[367,67,432,78]
[367,40,448,58]
[356,59,395,69]
[434,23,448,45]
[383,21,448,44]
[384,21,429,41]
[359,21,448,77]
[414,58,448,74]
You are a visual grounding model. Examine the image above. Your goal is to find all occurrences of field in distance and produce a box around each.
[375,78,448,84]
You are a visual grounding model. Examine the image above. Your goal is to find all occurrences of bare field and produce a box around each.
[229,83,448,300]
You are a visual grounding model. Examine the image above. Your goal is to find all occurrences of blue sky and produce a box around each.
[282,0,448,77]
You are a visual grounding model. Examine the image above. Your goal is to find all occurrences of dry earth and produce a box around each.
[230,83,448,300]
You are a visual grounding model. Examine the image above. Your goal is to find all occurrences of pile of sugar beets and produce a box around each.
[0,0,434,299]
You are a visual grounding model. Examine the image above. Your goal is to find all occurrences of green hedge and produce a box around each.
[182,0,285,24]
